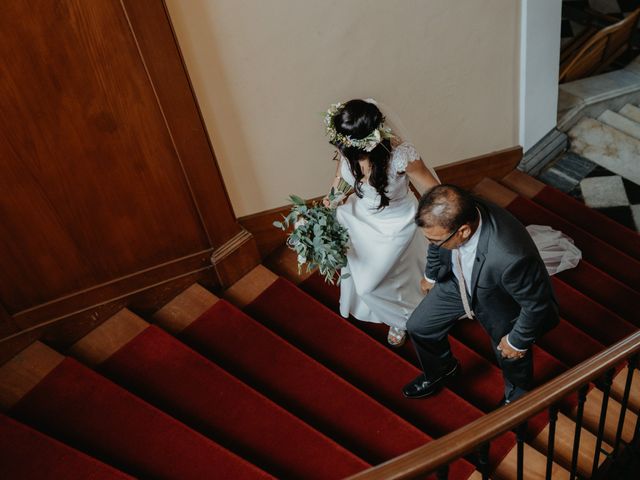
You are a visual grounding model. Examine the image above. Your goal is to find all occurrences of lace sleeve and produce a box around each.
[391,142,421,174]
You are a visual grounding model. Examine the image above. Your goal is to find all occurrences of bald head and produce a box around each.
[415,185,478,231]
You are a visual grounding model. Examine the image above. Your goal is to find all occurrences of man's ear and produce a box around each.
[459,224,472,240]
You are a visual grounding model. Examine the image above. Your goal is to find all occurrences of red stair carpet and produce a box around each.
[299,273,564,436]
[245,278,516,470]
[176,299,476,478]
[0,414,131,479]
[97,324,368,480]
[9,358,273,480]
[522,183,640,261]
[506,196,640,292]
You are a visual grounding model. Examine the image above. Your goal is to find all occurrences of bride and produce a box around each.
[323,99,439,346]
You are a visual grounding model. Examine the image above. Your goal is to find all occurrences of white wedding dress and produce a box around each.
[336,142,427,329]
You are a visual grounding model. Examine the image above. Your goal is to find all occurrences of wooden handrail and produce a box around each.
[347,331,640,479]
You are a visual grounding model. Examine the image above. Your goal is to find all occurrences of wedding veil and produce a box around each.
[363,97,441,185]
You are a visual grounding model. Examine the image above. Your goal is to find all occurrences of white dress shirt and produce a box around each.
[452,216,482,296]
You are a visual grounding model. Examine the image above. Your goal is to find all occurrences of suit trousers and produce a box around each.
[407,276,533,402]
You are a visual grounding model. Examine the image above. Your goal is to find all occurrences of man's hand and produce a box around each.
[420,278,434,294]
[497,335,526,359]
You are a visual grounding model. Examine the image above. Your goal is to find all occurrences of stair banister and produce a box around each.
[346,331,640,480]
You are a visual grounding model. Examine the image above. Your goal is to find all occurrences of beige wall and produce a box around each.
[165,0,521,217]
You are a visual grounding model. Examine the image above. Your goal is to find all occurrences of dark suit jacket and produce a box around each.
[425,198,559,350]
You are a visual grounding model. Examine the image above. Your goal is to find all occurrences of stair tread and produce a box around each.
[502,170,640,261]
[0,342,65,410]
[5,346,273,480]
[88,319,369,479]
[244,277,516,469]
[153,283,219,334]
[569,117,640,185]
[297,259,630,477]
[0,414,132,479]
[293,274,578,479]
[174,299,476,477]
[598,109,640,140]
[619,103,640,123]
[550,279,637,346]
[531,413,610,477]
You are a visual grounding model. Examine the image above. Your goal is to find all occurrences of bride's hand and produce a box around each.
[322,196,331,208]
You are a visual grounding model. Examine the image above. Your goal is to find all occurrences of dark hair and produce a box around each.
[331,99,391,208]
[415,184,479,231]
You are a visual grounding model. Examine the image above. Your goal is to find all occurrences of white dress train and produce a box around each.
[336,142,427,330]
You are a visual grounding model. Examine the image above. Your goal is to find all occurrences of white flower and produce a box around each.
[364,129,382,152]
[294,217,307,229]
[297,254,307,264]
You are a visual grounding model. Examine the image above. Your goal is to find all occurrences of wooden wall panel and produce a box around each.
[122,0,241,244]
[0,0,259,344]
[0,0,211,313]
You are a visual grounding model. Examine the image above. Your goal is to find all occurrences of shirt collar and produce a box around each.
[459,210,482,254]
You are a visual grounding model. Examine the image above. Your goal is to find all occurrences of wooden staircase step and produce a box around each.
[611,366,640,413]
[531,412,610,477]
[500,170,546,199]
[0,342,64,411]
[494,443,569,480]
[69,310,147,367]
[70,306,371,479]
[239,268,574,479]
[574,387,638,446]
[224,265,278,308]
[2,344,274,479]
[153,283,219,334]
[0,414,132,479]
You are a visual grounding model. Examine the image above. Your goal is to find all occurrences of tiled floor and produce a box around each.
[538,153,640,232]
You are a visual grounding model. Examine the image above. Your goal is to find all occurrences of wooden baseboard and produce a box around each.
[10,250,217,330]
[434,146,523,189]
[240,146,522,259]
[0,268,217,366]
[238,196,324,259]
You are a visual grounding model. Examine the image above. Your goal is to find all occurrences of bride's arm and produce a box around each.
[405,158,440,195]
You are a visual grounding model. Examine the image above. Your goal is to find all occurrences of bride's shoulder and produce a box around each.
[390,140,420,174]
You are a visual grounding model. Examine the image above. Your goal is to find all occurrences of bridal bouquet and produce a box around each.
[273,189,350,284]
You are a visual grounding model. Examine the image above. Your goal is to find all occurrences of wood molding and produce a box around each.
[240,147,523,259]
[10,250,216,330]
[120,0,241,247]
[121,0,261,283]
[0,304,17,338]
[212,232,262,288]
[0,268,216,366]
[434,145,523,190]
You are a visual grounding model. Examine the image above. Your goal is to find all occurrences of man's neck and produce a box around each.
[459,209,482,248]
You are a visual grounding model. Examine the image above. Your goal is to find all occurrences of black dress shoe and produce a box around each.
[402,361,459,399]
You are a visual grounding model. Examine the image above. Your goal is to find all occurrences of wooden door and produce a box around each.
[0,0,258,350]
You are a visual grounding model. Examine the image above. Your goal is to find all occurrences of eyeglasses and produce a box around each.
[426,225,461,247]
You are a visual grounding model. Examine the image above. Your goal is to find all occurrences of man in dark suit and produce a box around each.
[403,184,559,404]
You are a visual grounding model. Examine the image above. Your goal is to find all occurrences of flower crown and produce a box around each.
[324,102,394,152]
